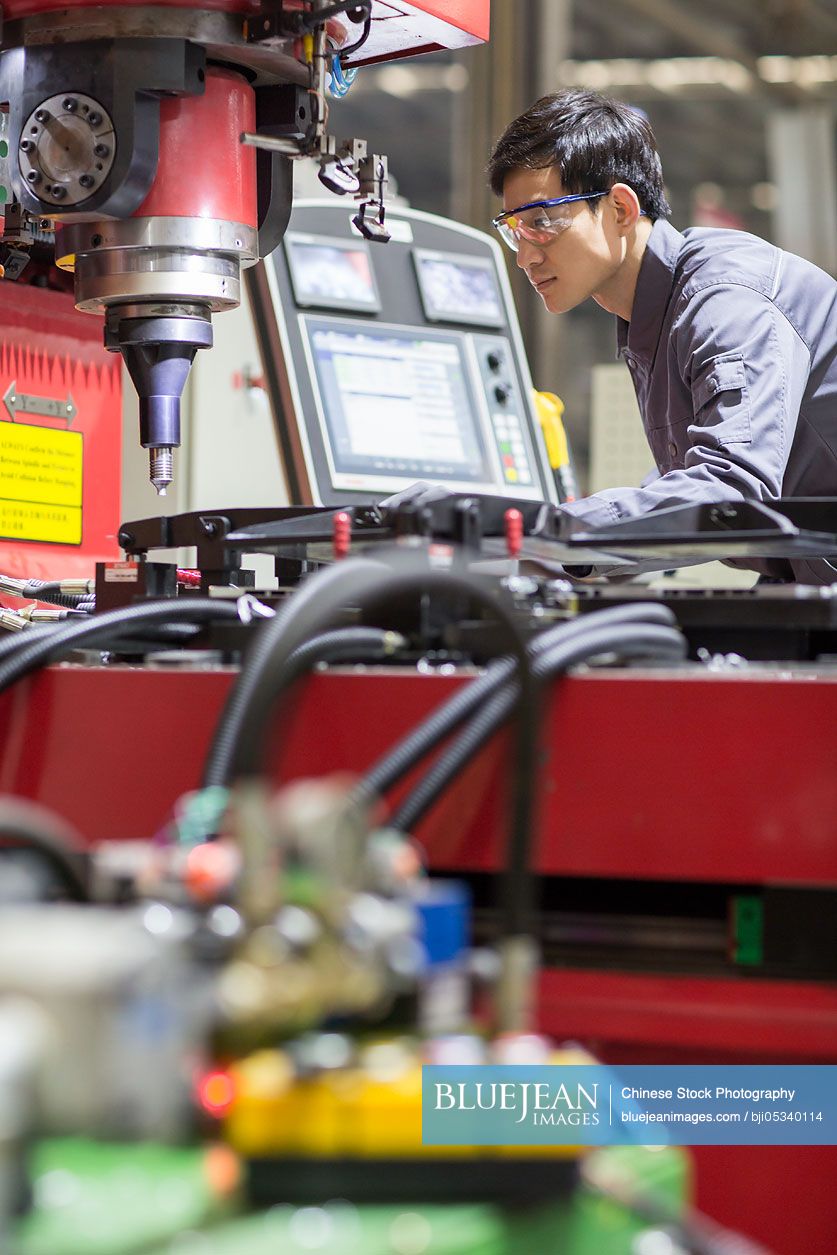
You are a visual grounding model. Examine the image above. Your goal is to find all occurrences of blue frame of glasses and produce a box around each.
[491,192,609,230]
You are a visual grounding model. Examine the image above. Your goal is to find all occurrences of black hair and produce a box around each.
[488,88,671,221]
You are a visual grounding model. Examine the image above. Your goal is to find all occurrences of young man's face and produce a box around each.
[501,166,625,315]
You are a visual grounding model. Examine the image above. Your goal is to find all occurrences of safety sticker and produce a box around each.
[0,420,83,545]
[103,562,139,583]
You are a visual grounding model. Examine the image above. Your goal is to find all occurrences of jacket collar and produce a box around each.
[616,217,685,363]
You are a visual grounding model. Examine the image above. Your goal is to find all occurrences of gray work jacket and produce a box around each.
[560,218,837,582]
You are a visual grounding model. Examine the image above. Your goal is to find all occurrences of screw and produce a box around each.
[200,519,218,538]
[62,97,77,113]
[26,170,41,185]
[118,530,135,548]
[79,173,94,189]
[51,185,66,199]
[94,142,109,158]
[19,139,33,154]
[90,233,103,247]
[34,108,49,124]
[87,111,102,127]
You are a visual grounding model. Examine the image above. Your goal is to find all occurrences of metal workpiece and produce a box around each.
[107,303,213,495]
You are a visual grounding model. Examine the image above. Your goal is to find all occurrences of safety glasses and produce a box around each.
[491,192,609,252]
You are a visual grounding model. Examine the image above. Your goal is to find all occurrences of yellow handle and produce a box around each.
[533,390,569,470]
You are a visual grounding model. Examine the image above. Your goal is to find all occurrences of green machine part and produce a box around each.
[14,1139,690,1255]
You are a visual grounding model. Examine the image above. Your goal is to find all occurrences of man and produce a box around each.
[487,88,837,583]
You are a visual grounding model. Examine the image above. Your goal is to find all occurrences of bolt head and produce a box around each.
[93,143,109,158]
[62,97,78,112]
[26,170,41,185]
[34,109,49,123]
[51,185,66,200]
[87,111,102,127]
[79,173,94,189]
[19,139,33,154]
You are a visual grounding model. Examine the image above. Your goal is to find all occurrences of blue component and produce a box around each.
[414,880,470,968]
[328,55,358,98]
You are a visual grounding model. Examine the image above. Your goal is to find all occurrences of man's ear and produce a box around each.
[609,183,642,232]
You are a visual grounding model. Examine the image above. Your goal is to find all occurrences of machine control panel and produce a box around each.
[473,334,537,490]
[253,201,556,506]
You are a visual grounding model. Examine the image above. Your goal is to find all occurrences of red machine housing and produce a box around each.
[135,66,258,227]
[0,284,121,580]
[0,662,835,1252]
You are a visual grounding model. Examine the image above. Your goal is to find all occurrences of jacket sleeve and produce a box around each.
[558,283,811,532]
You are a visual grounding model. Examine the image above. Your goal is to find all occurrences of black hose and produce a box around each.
[301,0,373,58]
[22,581,91,609]
[205,553,539,934]
[201,625,401,789]
[0,796,89,901]
[393,620,686,838]
[202,557,385,789]
[353,603,677,807]
[336,11,372,57]
[0,598,241,696]
[0,625,66,668]
[300,0,371,29]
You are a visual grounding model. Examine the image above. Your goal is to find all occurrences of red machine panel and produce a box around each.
[0,661,834,1254]
[0,284,121,581]
[0,665,835,888]
[134,67,258,225]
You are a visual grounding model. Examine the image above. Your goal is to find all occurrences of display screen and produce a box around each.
[285,233,380,312]
[302,316,500,492]
[413,249,504,327]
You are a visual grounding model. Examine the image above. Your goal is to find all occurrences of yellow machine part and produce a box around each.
[533,391,570,471]
[224,1046,588,1161]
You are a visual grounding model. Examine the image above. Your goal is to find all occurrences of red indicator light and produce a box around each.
[197,1070,236,1118]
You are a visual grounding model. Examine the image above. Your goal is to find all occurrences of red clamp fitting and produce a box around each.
[332,510,351,560]
[504,507,523,558]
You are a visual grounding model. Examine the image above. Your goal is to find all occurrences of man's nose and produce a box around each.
[515,237,543,270]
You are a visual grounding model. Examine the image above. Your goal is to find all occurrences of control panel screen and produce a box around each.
[413,249,504,327]
[302,317,502,493]
[285,233,381,313]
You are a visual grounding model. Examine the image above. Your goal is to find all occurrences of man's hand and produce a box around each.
[378,481,456,511]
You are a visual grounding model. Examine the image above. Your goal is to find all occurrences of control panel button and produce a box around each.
[494,383,511,404]
[486,351,503,372]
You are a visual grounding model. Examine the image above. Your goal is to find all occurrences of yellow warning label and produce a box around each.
[0,421,83,545]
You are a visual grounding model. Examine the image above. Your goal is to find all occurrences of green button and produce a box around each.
[0,140,7,159]
[732,895,763,966]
